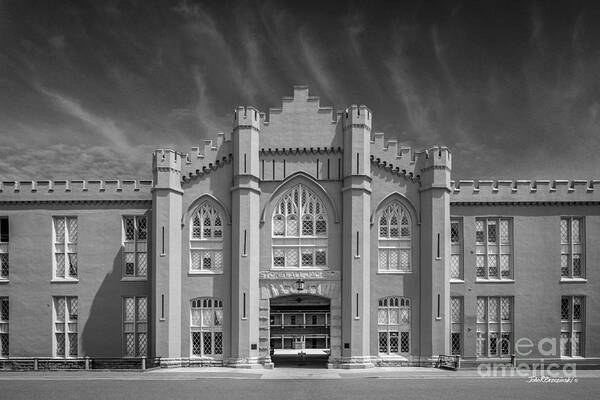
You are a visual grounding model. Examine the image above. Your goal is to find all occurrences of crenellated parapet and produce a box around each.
[342,105,372,131]
[0,179,153,203]
[451,179,600,203]
[180,132,233,183]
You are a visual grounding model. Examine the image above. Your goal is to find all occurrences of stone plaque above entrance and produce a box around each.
[259,270,340,281]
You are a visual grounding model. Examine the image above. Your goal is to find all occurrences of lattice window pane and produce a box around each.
[501,333,510,355]
[389,250,399,270]
[213,251,223,272]
[54,218,65,243]
[560,219,569,243]
[388,309,398,325]
[487,221,497,243]
[500,255,510,278]
[192,332,202,355]
[561,297,570,320]
[191,309,201,327]
[573,297,582,320]
[450,255,460,279]
[203,332,212,355]
[286,248,298,267]
[499,220,509,243]
[214,332,223,355]
[572,255,582,277]
[55,298,66,321]
[68,333,77,356]
[214,309,223,326]
[202,252,212,270]
[379,216,388,238]
[500,298,510,321]
[192,216,202,239]
[137,217,147,240]
[451,333,461,355]
[477,298,486,322]
[68,254,78,277]
[302,217,313,236]
[572,219,580,243]
[301,249,313,266]
[0,334,8,356]
[488,255,498,278]
[378,250,387,270]
[400,250,410,271]
[273,215,284,236]
[561,255,569,277]
[476,255,485,277]
[125,217,135,241]
[451,298,462,323]
[0,299,8,321]
[560,333,570,356]
[124,333,135,356]
[137,333,147,356]
[56,333,65,357]
[68,298,78,320]
[389,332,399,353]
[475,220,485,243]
[137,253,148,276]
[125,298,136,322]
[315,250,327,266]
[573,332,581,356]
[378,332,387,353]
[488,298,498,322]
[451,222,460,243]
[56,254,65,277]
[400,332,410,353]
[378,309,387,325]
[0,254,7,279]
[315,217,327,235]
[191,250,202,270]
[287,215,298,236]
[273,248,285,267]
[489,333,498,356]
[67,217,77,243]
[137,297,147,321]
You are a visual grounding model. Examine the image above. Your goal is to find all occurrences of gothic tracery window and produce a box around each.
[272,184,328,268]
[190,202,224,273]
[378,202,411,272]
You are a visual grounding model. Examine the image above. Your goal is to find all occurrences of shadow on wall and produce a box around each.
[80,249,124,357]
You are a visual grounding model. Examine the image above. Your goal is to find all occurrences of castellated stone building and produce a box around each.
[0,86,598,369]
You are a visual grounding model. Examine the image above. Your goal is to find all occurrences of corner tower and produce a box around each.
[228,106,262,367]
[151,149,183,363]
[418,147,452,359]
[340,105,374,368]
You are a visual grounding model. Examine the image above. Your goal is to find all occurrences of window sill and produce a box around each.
[51,278,79,283]
[475,279,515,283]
[188,271,224,275]
[377,270,412,275]
[560,278,587,283]
[0,279,8,284]
[121,277,148,282]
[450,279,465,283]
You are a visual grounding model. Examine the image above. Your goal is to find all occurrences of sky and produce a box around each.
[1,0,599,181]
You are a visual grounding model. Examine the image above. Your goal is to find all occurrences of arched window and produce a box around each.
[378,296,411,355]
[190,202,223,273]
[191,298,223,357]
[272,184,328,268]
[378,202,411,272]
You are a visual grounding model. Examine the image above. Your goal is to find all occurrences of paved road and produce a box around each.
[0,369,598,400]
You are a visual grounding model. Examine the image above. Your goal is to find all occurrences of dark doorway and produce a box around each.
[269,294,330,368]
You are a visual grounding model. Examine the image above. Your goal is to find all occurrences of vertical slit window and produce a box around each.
[450,297,463,355]
[450,218,463,280]
[0,218,8,280]
[561,217,584,279]
[0,297,8,357]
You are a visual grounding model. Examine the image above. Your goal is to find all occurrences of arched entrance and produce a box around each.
[269,294,330,367]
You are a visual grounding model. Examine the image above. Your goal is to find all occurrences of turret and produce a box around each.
[152,149,182,191]
[342,105,372,177]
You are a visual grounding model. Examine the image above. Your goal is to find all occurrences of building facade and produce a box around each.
[0,86,599,368]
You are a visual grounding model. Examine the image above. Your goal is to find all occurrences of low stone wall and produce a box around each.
[0,357,156,371]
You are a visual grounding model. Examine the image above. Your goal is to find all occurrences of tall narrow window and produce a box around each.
[190,202,224,273]
[450,297,463,355]
[53,296,78,358]
[450,218,463,280]
[53,217,78,280]
[271,184,328,268]
[123,296,148,357]
[0,297,8,357]
[475,218,512,280]
[378,297,411,355]
[476,296,512,357]
[191,298,223,357]
[123,216,148,278]
[0,218,8,280]
[561,217,584,279]
[378,202,411,272]
[561,296,584,357]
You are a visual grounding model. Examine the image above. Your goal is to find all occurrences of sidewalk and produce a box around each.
[0,367,598,380]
